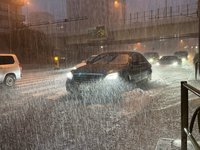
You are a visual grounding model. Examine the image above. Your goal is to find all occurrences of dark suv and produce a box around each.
[174,51,188,61]
[66,51,152,97]
[143,52,159,64]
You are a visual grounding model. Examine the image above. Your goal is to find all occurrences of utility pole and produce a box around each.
[165,0,168,17]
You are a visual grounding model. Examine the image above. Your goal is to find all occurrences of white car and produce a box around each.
[0,54,22,87]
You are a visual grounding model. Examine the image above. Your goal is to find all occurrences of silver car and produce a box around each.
[0,54,22,87]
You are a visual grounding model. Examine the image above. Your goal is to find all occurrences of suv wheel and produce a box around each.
[4,75,16,87]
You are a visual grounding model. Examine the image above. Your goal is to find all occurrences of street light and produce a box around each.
[114,0,120,8]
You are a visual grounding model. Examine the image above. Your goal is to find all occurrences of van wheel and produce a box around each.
[4,75,16,87]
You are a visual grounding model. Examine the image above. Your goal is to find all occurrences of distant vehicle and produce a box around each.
[0,54,22,87]
[74,55,97,69]
[193,53,199,66]
[143,52,159,64]
[174,51,188,61]
[66,51,152,97]
[155,138,196,150]
[156,55,182,66]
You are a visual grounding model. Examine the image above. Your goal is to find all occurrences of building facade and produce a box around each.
[29,11,55,34]
[0,0,25,51]
[66,0,126,33]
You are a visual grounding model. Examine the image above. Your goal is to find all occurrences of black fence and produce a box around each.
[181,81,200,150]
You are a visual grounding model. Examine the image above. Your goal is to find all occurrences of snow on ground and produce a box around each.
[0,63,200,149]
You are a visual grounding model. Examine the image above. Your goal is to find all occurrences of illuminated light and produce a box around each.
[66,72,73,80]
[182,58,186,62]
[159,56,162,59]
[54,56,59,61]
[187,55,191,59]
[114,0,120,8]
[172,62,178,66]
[105,72,119,80]
[156,62,160,66]
[196,46,198,49]
[191,46,194,49]
[148,58,154,63]
[100,46,104,49]
[180,40,183,43]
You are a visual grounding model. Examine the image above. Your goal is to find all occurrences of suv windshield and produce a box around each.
[160,56,178,60]
[93,53,130,65]
[174,51,188,57]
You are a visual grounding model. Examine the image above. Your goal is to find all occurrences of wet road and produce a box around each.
[1,64,200,150]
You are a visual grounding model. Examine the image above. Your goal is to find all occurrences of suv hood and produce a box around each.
[72,64,126,75]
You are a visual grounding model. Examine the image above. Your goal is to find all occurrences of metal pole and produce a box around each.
[198,0,200,77]
[181,81,188,150]
[195,0,200,80]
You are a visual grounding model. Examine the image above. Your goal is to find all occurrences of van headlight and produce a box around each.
[66,72,73,80]
[182,58,186,62]
[148,58,154,63]
[105,72,119,80]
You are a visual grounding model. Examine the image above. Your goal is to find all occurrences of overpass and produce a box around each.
[53,3,199,47]
[62,17,198,46]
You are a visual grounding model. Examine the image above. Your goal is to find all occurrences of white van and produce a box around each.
[0,54,22,87]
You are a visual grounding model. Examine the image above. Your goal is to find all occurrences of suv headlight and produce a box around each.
[156,62,160,66]
[182,58,186,62]
[148,58,154,63]
[66,72,73,80]
[105,72,119,80]
[172,62,178,66]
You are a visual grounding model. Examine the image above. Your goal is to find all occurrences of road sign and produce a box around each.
[96,26,106,38]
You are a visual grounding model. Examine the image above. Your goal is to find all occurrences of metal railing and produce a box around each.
[181,81,200,150]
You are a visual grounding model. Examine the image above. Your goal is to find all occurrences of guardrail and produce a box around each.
[181,81,200,150]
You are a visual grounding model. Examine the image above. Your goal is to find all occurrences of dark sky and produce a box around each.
[23,0,196,19]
